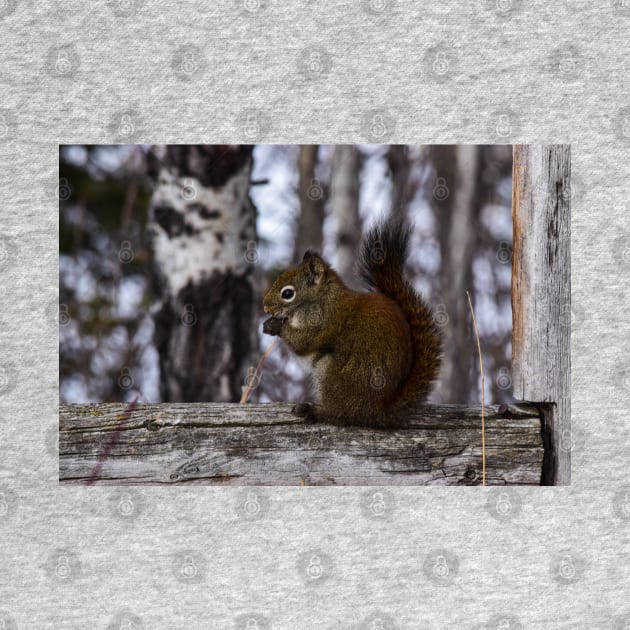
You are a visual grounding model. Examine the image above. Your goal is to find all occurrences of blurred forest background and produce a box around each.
[59,144,514,406]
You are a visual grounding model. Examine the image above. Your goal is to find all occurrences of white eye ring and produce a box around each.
[280,285,296,302]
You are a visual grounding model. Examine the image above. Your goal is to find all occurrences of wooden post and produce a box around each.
[512,145,571,485]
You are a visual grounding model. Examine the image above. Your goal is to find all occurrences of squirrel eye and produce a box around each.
[280,285,296,302]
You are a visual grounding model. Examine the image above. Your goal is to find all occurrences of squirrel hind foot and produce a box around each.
[292,402,318,422]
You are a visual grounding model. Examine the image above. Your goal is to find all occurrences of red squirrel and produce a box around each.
[263,219,441,428]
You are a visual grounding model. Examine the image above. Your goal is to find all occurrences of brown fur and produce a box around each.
[263,219,442,428]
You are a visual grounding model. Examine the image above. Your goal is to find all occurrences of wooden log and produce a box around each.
[512,145,571,485]
[59,403,544,486]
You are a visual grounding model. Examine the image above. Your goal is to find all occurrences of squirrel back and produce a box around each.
[263,218,442,428]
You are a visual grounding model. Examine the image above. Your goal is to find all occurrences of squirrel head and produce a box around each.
[263,250,330,321]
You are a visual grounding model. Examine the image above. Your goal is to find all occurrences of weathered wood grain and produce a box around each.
[59,403,544,486]
[512,145,571,485]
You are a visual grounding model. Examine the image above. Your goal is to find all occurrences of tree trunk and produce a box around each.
[386,144,415,223]
[146,145,258,403]
[293,145,324,261]
[330,145,361,284]
[431,145,481,403]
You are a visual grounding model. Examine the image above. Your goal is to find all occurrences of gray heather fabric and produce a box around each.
[1,1,629,628]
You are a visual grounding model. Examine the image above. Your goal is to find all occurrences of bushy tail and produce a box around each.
[359,219,442,411]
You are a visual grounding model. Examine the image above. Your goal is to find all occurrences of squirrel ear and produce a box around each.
[303,251,326,285]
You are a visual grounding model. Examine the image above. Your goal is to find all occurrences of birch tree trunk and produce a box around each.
[293,145,324,261]
[146,145,258,402]
[330,144,361,284]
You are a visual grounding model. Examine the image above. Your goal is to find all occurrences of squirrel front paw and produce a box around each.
[263,316,285,336]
